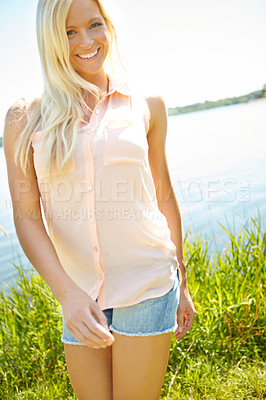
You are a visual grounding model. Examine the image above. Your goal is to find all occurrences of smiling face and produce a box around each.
[66,0,110,83]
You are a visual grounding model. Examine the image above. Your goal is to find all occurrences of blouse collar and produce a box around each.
[106,74,131,97]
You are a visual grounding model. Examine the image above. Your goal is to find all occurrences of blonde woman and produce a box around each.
[4,0,196,399]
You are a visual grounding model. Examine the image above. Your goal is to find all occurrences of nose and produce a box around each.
[80,31,94,49]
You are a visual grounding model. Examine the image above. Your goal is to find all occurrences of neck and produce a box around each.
[82,73,109,118]
[83,71,109,102]
[87,70,109,94]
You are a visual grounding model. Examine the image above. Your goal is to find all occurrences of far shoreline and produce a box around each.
[168,86,266,117]
[0,90,266,148]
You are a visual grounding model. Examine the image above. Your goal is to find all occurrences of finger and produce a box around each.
[76,321,110,347]
[173,322,192,340]
[66,316,110,348]
[83,314,114,343]
[183,320,193,330]
[173,331,187,340]
[176,310,185,334]
[68,325,107,349]
[90,303,114,339]
[81,324,109,347]
[174,321,188,337]
[184,312,196,330]
[91,304,109,330]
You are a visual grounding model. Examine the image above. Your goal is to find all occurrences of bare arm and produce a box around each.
[3,102,114,348]
[146,95,196,339]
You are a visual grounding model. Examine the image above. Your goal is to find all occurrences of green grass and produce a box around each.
[0,214,265,399]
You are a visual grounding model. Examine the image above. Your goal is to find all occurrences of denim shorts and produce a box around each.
[61,270,180,345]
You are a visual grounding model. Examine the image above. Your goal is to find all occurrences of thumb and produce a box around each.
[91,304,109,330]
[176,314,184,333]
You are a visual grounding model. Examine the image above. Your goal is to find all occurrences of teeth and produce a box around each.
[79,49,98,59]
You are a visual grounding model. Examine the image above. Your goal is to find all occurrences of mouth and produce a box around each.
[77,48,100,60]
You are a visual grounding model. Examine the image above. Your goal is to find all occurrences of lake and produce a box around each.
[1,99,266,288]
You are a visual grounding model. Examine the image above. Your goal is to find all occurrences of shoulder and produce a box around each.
[4,97,40,145]
[3,98,28,150]
[5,98,28,127]
[3,98,40,168]
[144,94,166,113]
[144,95,168,139]
[145,95,167,142]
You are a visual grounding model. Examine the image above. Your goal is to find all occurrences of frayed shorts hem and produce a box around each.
[109,322,178,337]
[61,322,178,345]
[61,338,86,346]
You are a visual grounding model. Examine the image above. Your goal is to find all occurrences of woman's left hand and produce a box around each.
[174,283,197,340]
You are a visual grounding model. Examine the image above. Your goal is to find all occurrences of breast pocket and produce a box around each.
[103,119,147,166]
[32,131,76,180]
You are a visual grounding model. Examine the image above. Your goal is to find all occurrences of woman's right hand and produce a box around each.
[61,285,115,349]
[3,101,114,350]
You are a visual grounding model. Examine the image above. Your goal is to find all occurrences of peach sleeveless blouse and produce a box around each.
[31,78,179,310]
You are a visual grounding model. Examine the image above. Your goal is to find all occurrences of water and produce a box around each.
[166,100,266,249]
[0,147,30,289]
[1,99,266,287]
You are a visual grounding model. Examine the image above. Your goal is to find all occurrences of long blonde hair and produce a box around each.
[15,0,120,177]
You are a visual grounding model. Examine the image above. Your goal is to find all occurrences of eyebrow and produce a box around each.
[66,17,103,29]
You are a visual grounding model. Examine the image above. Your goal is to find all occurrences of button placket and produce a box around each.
[85,132,105,280]
[86,129,93,161]
[91,92,109,124]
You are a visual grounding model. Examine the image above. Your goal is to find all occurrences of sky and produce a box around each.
[0,0,266,135]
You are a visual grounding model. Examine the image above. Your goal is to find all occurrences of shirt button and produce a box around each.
[94,246,99,252]
[87,155,92,161]
[87,185,93,192]
[95,109,100,115]
[90,217,95,223]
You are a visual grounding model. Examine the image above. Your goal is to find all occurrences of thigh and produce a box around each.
[112,331,172,400]
[64,343,112,400]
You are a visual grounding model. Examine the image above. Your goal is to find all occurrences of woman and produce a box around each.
[4,0,196,399]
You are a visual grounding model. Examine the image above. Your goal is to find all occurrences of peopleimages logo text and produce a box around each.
[14,177,251,203]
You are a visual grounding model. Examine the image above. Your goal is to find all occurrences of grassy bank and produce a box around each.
[0,216,265,399]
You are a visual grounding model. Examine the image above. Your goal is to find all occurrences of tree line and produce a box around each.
[168,84,266,116]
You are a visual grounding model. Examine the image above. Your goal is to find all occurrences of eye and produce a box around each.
[66,30,76,37]
[90,22,103,29]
